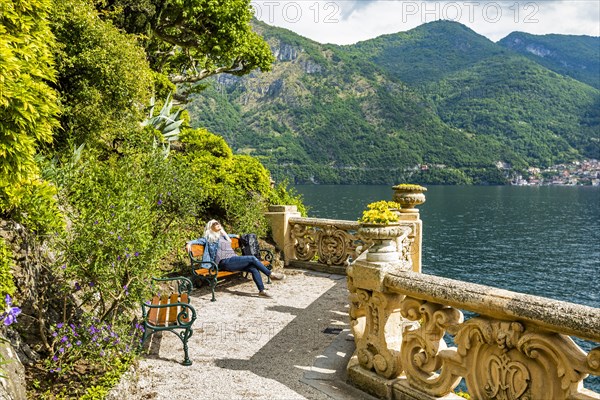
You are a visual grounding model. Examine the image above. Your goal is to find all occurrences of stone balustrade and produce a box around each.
[347,252,600,399]
[265,186,599,399]
[265,205,423,273]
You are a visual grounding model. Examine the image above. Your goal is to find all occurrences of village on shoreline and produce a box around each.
[511,159,600,186]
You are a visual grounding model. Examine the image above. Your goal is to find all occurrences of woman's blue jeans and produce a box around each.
[219,256,270,291]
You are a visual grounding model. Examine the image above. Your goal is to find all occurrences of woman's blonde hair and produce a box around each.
[203,219,229,243]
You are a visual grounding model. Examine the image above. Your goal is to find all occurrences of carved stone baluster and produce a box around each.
[399,297,464,397]
[291,223,316,262]
[347,262,411,380]
[354,289,405,378]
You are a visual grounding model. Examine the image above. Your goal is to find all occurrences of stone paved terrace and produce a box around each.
[109,269,377,400]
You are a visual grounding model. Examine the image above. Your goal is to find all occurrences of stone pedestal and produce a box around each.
[264,205,301,266]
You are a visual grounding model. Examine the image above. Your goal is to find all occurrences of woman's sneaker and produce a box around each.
[270,272,286,280]
[258,290,272,298]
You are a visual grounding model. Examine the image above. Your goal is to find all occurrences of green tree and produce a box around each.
[97,0,274,98]
[50,0,155,151]
[0,0,63,233]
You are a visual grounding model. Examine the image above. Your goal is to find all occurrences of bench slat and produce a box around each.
[168,293,179,325]
[194,269,238,278]
[147,296,160,325]
[156,294,168,326]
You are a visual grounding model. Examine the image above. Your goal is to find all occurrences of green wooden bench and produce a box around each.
[140,276,197,366]
[186,236,274,302]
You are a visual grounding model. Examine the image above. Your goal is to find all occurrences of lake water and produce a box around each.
[293,185,600,308]
[294,184,600,390]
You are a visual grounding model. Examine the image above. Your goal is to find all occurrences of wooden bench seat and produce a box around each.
[141,277,197,365]
[186,236,273,302]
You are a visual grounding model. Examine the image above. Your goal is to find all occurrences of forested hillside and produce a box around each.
[187,21,600,185]
[498,31,600,89]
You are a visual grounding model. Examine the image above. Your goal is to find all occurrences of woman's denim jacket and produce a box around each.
[187,234,238,264]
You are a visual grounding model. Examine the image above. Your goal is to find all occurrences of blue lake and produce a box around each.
[293,185,599,308]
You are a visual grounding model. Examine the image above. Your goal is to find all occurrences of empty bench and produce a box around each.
[186,236,273,302]
[140,276,197,365]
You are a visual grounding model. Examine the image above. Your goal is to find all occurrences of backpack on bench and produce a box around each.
[239,234,261,260]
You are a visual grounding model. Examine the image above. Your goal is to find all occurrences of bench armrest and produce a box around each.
[191,260,221,277]
[151,276,194,295]
[142,300,197,327]
[259,249,274,264]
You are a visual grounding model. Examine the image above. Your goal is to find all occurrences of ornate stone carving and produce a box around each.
[290,221,366,265]
[288,216,421,271]
[291,223,316,261]
[347,280,406,379]
[587,347,600,373]
[316,225,355,265]
[399,297,464,397]
[358,224,407,263]
[454,317,595,400]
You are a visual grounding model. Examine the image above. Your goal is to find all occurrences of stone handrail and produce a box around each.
[287,216,414,271]
[265,205,423,273]
[347,255,600,400]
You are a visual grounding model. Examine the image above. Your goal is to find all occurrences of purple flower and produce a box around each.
[94,220,98,225]
[89,282,95,287]
[117,255,121,261]
[52,355,58,361]
[123,285,129,295]
[60,336,68,343]
[59,347,65,353]
[61,264,66,270]
[76,340,82,346]
[74,282,81,291]
[118,235,122,240]
[89,326,100,334]
[125,253,130,258]
[134,252,139,257]
[57,323,64,329]
[1,295,21,326]
[157,199,163,205]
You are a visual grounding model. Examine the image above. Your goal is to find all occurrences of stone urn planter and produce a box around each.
[358,223,404,262]
[392,184,427,213]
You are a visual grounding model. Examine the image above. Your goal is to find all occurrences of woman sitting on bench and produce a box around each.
[204,220,285,298]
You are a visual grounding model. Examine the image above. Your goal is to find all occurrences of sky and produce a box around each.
[250,0,600,44]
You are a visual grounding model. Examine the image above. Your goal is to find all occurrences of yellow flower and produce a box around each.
[358,201,401,224]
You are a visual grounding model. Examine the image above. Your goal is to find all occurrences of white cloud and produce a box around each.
[251,0,600,44]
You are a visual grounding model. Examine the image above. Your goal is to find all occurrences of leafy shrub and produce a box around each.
[0,0,60,188]
[0,179,64,234]
[45,315,142,377]
[50,0,154,151]
[56,153,173,322]
[0,238,16,298]
[179,127,276,235]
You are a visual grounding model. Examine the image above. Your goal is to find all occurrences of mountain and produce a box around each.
[498,32,600,89]
[185,21,600,185]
